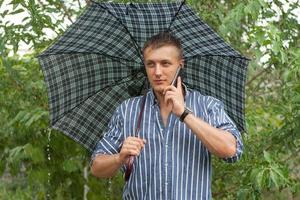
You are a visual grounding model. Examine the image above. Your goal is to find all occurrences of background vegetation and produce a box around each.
[0,0,299,199]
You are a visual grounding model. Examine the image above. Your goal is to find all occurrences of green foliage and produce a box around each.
[1,0,299,199]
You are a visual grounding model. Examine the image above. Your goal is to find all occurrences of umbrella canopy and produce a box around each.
[38,0,249,152]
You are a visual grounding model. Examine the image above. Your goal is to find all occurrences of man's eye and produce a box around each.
[146,63,154,67]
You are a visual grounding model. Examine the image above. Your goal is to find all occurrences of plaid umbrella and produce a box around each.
[38,0,249,152]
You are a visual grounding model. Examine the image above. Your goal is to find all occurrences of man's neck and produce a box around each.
[153,91,172,127]
[153,91,168,108]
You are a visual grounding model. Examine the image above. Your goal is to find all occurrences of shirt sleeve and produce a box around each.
[207,97,243,163]
[90,104,125,171]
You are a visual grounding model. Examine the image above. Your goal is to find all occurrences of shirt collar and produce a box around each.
[148,83,190,106]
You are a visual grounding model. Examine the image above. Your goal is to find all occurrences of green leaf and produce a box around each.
[269,169,279,189]
[256,169,265,190]
[258,0,268,8]
[262,39,272,46]
[283,70,291,82]
[62,159,80,173]
[24,143,45,163]
[1,10,9,17]
[255,29,266,46]
[244,1,260,20]
[250,167,267,190]
[291,94,300,104]
[271,165,289,183]
[263,151,272,163]
[0,0,4,7]
[250,168,260,183]
[9,109,48,127]
[8,110,26,125]
[237,188,250,200]
[272,40,281,55]
[0,159,5,176]
[8,146,24,163]
[22,16,30,22]
[7,146,25,175]
[20,112,31,123]
[280,50,287,64]
[28,168,48,184]
[9,8,24,15]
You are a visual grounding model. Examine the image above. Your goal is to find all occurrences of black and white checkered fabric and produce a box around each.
[38,1,249,152]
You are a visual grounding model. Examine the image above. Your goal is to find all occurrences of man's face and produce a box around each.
[143,45,184,95]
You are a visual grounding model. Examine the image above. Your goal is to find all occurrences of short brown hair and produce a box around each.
[142,32,183,59]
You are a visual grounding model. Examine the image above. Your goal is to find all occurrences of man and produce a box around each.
[90,32,243,199]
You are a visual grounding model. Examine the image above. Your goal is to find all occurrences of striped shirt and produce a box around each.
[92,87,243,200]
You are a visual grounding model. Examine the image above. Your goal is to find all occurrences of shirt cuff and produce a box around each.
[222,129,243,163]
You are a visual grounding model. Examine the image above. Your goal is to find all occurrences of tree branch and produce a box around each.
[85,0,91,6]
[77,0,82,9]
[246,66,271,86]
[60,2,74,24]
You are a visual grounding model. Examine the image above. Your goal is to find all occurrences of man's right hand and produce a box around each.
[91,137,146,178]
[118,136,147,165]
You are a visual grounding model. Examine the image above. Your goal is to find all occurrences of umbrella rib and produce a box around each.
[52,72,146,126]
[185,54,250,64]
[167,0,186,31]
[37,52,142,65]
[92,0,144,65]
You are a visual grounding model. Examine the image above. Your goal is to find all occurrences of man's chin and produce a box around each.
[152,86,165,95]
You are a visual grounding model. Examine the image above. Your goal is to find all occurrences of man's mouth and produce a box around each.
[153,80,165,84]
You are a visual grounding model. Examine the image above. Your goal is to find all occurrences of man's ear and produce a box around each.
[180,59,184,68]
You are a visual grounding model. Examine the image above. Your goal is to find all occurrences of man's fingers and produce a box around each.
[120,137,146,162]
[163,77,182,95]
[126,137,146,145]
[164,93,177,105]
[124,137,146,151]
[177,76,182,92]
[131,137,147,146]
[127,141,144,150]
[164,95,170,105]
[132,150,140,156]
[122,145,138,156]
[129,136,146,142]
[127,149,139,156]
[124,145,142,156]
[163,85,177,95]
[133,137,146,143]
[125,142,141,150]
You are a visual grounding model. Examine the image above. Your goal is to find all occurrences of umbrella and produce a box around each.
[38,0,249,153]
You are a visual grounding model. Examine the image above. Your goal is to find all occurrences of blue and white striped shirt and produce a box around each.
[92,87,243,200]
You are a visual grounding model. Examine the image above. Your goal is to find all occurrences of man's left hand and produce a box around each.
[163,76,185,117]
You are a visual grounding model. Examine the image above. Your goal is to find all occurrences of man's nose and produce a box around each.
[154,65,162,76]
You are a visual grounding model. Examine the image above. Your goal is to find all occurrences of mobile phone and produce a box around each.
[171,66,183,87]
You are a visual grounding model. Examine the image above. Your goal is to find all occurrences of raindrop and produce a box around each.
[46,128,52,199]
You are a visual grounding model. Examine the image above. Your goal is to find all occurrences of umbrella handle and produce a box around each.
[124,155,135,181]
[124,95,146,182]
